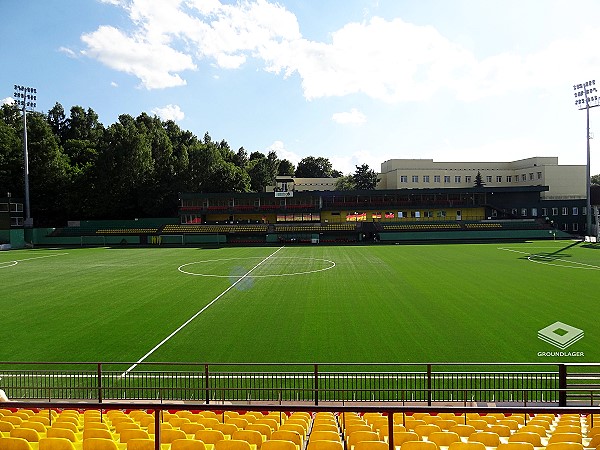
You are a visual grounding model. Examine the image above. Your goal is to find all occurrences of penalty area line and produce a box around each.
[121,246,285,377]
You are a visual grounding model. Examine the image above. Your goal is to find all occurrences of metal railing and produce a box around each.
[2,362,600,406]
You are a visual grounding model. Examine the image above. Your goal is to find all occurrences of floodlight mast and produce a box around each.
[574,80,598,239]
[12,84,37,227]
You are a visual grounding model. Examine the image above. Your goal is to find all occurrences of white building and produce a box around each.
[377,157,586,200]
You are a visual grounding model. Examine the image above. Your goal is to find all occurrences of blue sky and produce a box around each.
[3,0,600,175]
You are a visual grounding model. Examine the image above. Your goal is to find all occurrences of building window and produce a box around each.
[465,176,472,183]
[486,176,492,183]
[434,175,441,183]
[531,208,538,217]
[455,176,461,183]
[444,176,450,183]
[424,211,433,218]
[573,207,579,215]
[529,173,534,180]
[537,172,542,179]
[542,208,547,216]
[522,174,527,182]
[573,223,579,232]
[436,210,446,217]
[400,176,407,183]
[512,208,518,216]
[521,208,527,216]
[552,207,558,215]
[423,175,430,183]
[562,223,568,231]
[491,209,498,217]
[412,175,419,183]
[496,176,502,183]
[562,207,568,215]
[507,175,512,182]
[583,207,587,215]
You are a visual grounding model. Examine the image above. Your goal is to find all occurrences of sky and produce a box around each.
[2,0,600,176]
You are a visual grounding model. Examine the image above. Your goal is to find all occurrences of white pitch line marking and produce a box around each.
[121,246,285,376]
[0,253,69,269]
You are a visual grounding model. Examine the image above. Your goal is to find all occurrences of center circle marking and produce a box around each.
[178,256,336,278]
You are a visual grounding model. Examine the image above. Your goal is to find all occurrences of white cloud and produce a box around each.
[2,97,15,105]
[330,150,390,176]
[332,108,366,125]
[78,0,600,103]
[58,46,78,58]
[81,25,196,89]
[110,81,119,87]
[152,104,185,121]
[267,140,300,165]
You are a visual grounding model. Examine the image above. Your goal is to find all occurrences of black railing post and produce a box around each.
[387,410,395,450]
[154,407,161,450]
[314,364,319,406]
[558,364,567,407]
[427,364,432,406]
[205,364,210,404]
[97,363,103,403]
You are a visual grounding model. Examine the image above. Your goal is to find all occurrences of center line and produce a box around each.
[122,246,285,376]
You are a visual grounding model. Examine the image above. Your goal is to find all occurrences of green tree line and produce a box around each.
[0,103,378,226]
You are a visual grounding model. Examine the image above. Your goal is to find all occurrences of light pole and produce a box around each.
[573,80,599,238]
[12,84,37,227]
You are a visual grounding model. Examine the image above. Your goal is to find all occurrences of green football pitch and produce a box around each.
[1,241,599,366]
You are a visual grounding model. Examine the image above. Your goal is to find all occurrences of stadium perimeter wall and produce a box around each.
[379,229,572,241]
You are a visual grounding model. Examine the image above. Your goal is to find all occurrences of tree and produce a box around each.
[0,117,23,197]
[592,174,600,185]
[474,171,485,187]
[352,164,378,190]
[247,150,279,192]
[278,159,295,176]
[295,156,335,178]
[334,175,355,191]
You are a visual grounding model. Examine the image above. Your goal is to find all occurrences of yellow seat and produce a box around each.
[161,429,187,444]
[261,440,297,450]
[271,430,302,448]
[449,426,476,439]
[468,432,500,448]
[306,440,344,450]
[172,440,210,450]
[448,443,486,450]
[545,444,584,450]
[467,421,489,432]
[400,441,438,450]
[233,430,265,448]
[496,421,519,432]
[518,426,546,437]
[489,426,511,438]
[415,425,441,439]
[548,434,582,445]
[353,442,387,450]
[56,424,80,435]
[126,438,155,450]
[115,423,139,434]
[428,432,461,447]
[508,433,542,447]
[39,437,78,450]
[213,424,240,439]
[195,430,226,445]
[11,428,42,443]
[246,425,272,441]
[47,428,79,443]
[82,438,119,450]
[311,432,340,443]
[215,440,255,450]
[347,431,380,450]
[83,429,113,440]
[496,443,534,450]
[0,436,36,450]
[436,421,458,432]
[1,420,16,436]
[227,419,249,430]
[170,418,193,429]
[279,425,305,440]
[119,429,150,444]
